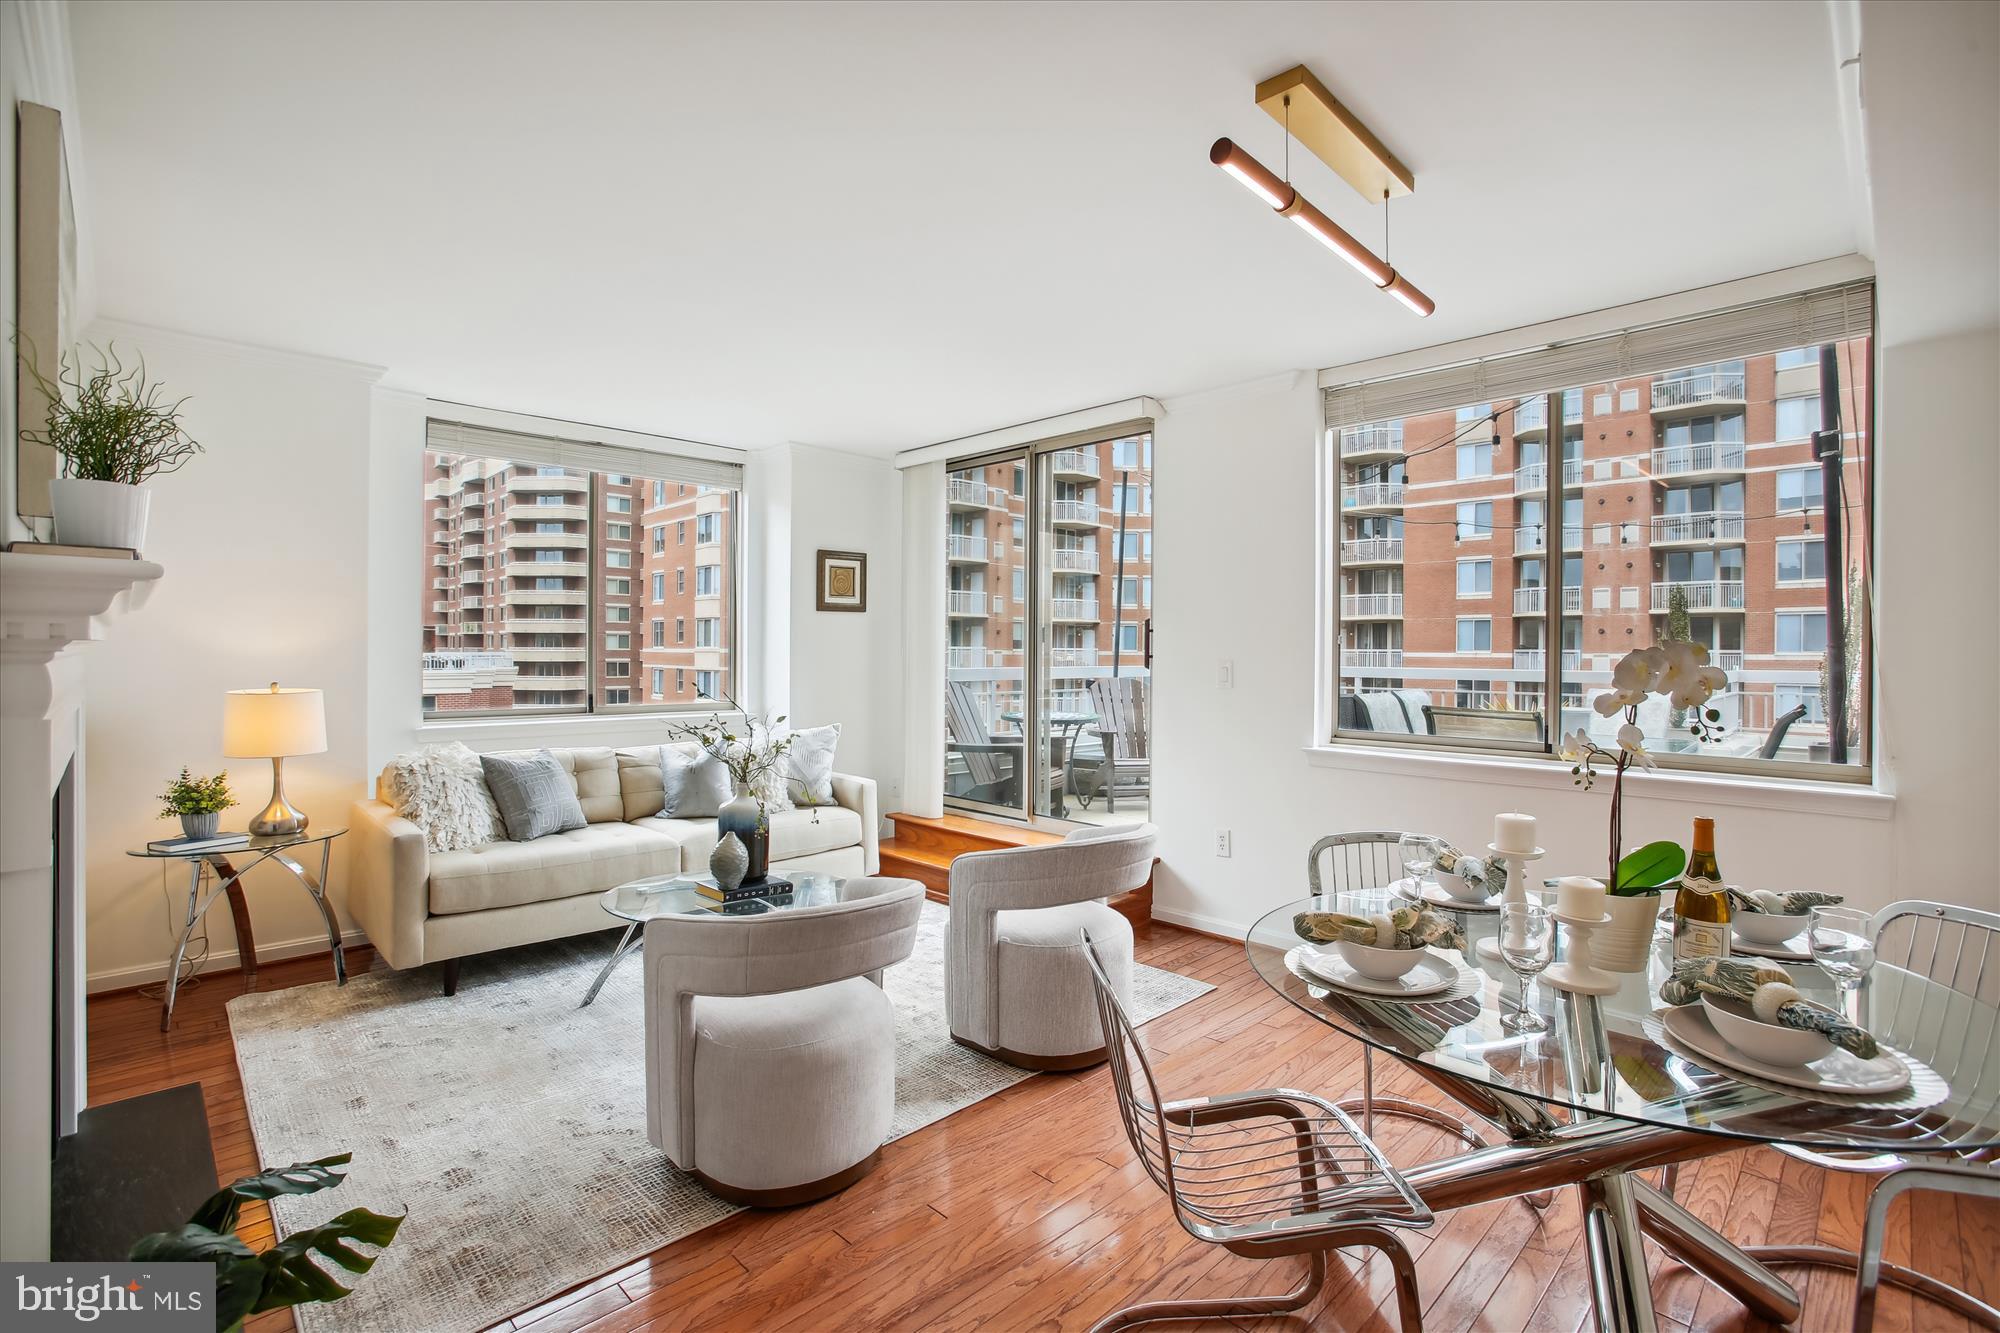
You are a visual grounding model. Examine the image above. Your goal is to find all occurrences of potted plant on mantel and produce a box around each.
[1558,642,1729,971]
[20,342,202,553]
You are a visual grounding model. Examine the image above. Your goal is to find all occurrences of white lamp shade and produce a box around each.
[222,686,327,758]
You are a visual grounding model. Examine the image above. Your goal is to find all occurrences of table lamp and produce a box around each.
[223,682,327,836]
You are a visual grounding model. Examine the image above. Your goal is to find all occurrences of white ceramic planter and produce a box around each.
[1596,891,1663,972]
[50,478,151,552]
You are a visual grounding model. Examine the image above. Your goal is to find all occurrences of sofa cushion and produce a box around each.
[634,804,864,875]
[617,744,703,822]
[660,746,732,818]
[487,746,624,824]
[783,723,842,807]
[480,750,588,841]
[429,822,683,916]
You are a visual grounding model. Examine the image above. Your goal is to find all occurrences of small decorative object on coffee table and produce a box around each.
[663,684,795,884]
[158,766,235,840]
[710,830,749,893]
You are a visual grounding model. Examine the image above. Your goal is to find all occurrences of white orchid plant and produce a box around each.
[1558,642,1729,896]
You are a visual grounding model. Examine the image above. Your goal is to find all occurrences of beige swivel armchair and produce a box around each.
[643,876,924,1205]
[945,822,1158,1069]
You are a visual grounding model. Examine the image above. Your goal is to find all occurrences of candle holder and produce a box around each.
[1474,843,1545,965]
[1545,908,1621,995]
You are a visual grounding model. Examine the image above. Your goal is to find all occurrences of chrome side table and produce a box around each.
[128,827,348,1030]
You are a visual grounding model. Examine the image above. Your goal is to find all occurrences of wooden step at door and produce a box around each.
[879,812,1153,930]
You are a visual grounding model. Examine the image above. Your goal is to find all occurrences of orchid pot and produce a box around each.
[1595,890,1661,972]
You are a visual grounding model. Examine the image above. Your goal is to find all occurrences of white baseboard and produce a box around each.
[1150,904,1247,941]
[86,928,371,993]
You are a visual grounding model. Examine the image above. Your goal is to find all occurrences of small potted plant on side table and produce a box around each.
[1559,642,1729,971]
[160,768,236,840]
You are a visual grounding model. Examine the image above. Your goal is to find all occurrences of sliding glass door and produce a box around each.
[943,431,1152,826]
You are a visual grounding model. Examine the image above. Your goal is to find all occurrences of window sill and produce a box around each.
[421,710,729,748]
[1302,742,1894,821]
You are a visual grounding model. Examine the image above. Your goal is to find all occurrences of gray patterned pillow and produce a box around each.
[660,746,732,818]
[479,749,587,841]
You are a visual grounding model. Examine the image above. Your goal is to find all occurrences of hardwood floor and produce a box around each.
[85,925,1996,1333]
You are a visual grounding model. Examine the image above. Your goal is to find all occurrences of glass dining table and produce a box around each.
[1244,892,2000,1333]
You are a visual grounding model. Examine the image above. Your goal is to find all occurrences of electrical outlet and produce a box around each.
[1218,658,1234,688]
[1214,829,1232,858]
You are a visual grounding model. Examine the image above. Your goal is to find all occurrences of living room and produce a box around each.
[2,2,1996,1331]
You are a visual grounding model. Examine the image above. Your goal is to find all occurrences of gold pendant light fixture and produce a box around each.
[1212,65,1434,317]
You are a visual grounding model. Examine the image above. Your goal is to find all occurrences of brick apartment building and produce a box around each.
[1336,341,1872,758]
[420,453,735,715]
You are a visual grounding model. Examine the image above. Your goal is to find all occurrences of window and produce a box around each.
[695,617,719,646]
[1011,620,1025,649]
[677,520,686,545]
[1118,623,1140,652]
[675,668,685,692]
[696,565,721,596]
[1775,610,1828,655]
[675,568,686,594]
[696,513,720,544]
[1012,568,1025,602]
[1325,287,1873,778]
[1776,467,1823,513]
[1112,435,1151,470]
[1776,538,1824,585]
[695,670,720,697]
[676,617,686,643]
[419,427,740,717]
[1012,518,1025,549]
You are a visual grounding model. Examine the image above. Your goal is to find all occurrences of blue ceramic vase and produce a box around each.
[716,785,768,883]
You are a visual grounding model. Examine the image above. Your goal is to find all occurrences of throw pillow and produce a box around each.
[381,742,499,853]
[480,749,588,841]
[784,722,842,806]
[660,745,732,818]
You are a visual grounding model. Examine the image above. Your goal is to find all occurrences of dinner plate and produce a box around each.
[1729,931,1813,962]
[1395,877,1501,913]
[1658,1003,1912,1095]
[1297,947,1460,998]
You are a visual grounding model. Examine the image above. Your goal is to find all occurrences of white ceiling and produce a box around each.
[69,1,1858,456]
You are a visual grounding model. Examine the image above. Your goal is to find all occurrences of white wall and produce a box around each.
[78,321,383,989]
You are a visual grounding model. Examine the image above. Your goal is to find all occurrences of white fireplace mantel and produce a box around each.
[0,549,163,1260]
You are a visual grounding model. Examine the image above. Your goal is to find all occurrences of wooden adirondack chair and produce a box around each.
[1080,676,1151,813]
[945,680,1068,809]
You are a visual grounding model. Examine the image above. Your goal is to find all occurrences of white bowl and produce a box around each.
[1700,995,1833,1067]
[1731,910,1809,947]
[1335,938,1428,981]
[1432,868,1489,903]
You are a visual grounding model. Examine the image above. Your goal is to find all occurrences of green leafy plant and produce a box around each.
[160,768,236,819]
[130,1152,403,1332]
[1612,840,1687,896]
[19,340,202,484]
[664,685,798,827]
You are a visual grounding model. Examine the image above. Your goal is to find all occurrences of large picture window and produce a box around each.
[420,419,742,717]
[1325,281,1874,778]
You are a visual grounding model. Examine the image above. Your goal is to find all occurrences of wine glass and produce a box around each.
[1809,905,1875,1019]
[1498,903,1555,1032]
[1397,834,1441,900]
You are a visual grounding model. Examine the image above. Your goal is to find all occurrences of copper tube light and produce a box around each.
[1209,136,1434,317]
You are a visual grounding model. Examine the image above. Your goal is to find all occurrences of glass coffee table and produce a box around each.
[578,872,846,1006]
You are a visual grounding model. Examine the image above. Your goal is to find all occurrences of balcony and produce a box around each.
[1651,580,1746,612]
[519,502,586,521]
[1651,372,1747,414]
[1513,463,1546,494]
[1051,499,1099,526]
[460,543,485,559]
[506,559,587,578]
[514,673,587,691]
[1051,597,1099,622]
[1050,546,1099,573]
[1512,649,1582,672]
[1713,651,1745,673]
[460,596,482,610]
[1338,423,1404,460]
[432,577,452,590]
[1650,511,1746,547]
[504,617,585,634]
[421,650,517,673]
[946,589,989,617]
[1049,646,1099,669]
[1341,537,1403,566]
[1651,442,1747,479]
[946,533,990,562]
[431,599,453,614]
[1341,482,1405,512]
[1341,648,1404,671]
[1514,525,1544,555]
[504,645,581,663]
[506,473,589,495]
[504,588,588,607]
[1050,449,1101,480]
[1341,592,1404,619]
[1512,399,1547,435]
[1513,586,1585,615]
[947,477,1003,509]
[432,554,452,567]
[946,646,992,670]
[460,567,484,584]
[506,530,587,550]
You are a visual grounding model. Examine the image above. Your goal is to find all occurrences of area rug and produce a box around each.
[227,901,1212,1332]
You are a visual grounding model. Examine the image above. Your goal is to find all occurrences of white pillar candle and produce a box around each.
[1494,812,1538,854]
[1557,876,1606,921]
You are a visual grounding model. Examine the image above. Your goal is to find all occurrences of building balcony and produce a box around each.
[431,599,453,614]
[1341,592,1404,619]
[505,473,589,495]
[1512,462,1546,494]
[1513,586,1584,615]
[505,530,587,550]
[1651,372,1747,415]
[1051,597,1099,622]
[519,502,586,521]
[1341,537,1403,566]
[459,543,485,559]
[947,477,1004,509]
[946,646,992,670]
[515,672,586,691]
[1051,499,1099,526]
[1049,646,1099,669]
[504,588,588,607]
[459,517,484,534]
[1341,648,1404,671]
[1651,580,1746,612]
[1512,399,1547,436]
[1049,449,1101,480]
[1651,442,1747,480]
[432,553,453,567]
[505,559,587,578]
[460,567,484,584]
[432,576,453,590]
[509,646,585,663]
[1338,423,1404,460]
[1650,511,1746,547]
[1050,546,1098,573]
[946,533,991,562]
[1713,651,1745,673]
[946,589,989,617]
[461,596,483,609]
[1341,482,1404,512]
[1514,525,1544,555]
[504,617,585,634]
[1512,649,1582,672]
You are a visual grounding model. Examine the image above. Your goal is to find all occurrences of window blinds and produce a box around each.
[1322,281,1874,429]
[425,418,745,490]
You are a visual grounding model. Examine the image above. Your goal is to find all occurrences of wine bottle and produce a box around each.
[1672,817,1731,962]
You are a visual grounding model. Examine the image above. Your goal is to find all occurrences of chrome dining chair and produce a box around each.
[1080,930,1432,1332]
[1741,899,2000,1332]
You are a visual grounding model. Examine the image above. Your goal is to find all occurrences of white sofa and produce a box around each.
[347,743,879,992]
